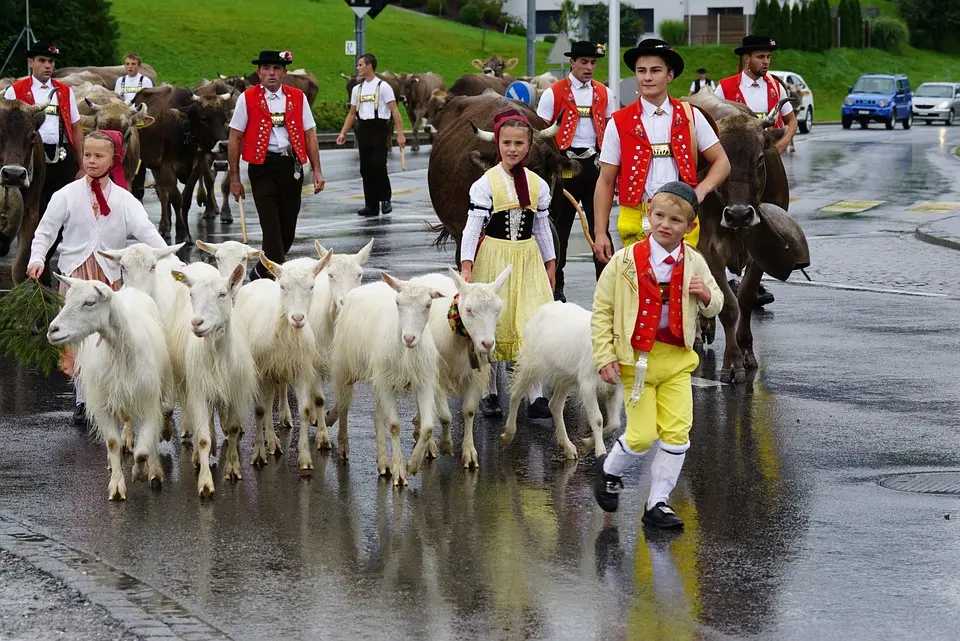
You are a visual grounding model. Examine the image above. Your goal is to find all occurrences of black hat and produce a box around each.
[564,41,607,59]
[25,41,62,59]
[251,50,293,66]
[734,35,778,55]
[623,39,684,78]
[696,67,707,74]
[654,181,699,215]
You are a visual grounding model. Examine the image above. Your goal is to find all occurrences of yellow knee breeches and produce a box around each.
[619,342,700,453]
[618,203,700,249]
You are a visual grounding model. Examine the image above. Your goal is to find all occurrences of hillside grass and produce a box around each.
[112,0,960,123]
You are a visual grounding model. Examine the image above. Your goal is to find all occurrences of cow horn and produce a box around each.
[130,102,148,121]
[469,121,495,142]
[85,97,103,112]
[340,72,350,79]
[191,93,202,103]
[538,118,561,139]
[218,92,231,101]
[218,72,228,79]
[762,98,792,128]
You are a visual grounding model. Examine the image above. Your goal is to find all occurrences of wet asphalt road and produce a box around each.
[2,123,960,640]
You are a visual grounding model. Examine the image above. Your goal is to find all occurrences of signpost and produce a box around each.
[506,80,537,106]
[344,0,390,67]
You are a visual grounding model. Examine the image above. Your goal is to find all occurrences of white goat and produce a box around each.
[409,266,511,469]
[501,302,624,459]
[172,264,256,497]
[331,273,443,486]
[47,277,173,501]
[234,252,332,470]
[195,239,261,279]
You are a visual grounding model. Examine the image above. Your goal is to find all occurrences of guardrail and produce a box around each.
[316,130,434,150]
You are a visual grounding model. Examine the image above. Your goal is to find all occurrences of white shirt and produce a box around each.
[715,73,793,116]
[350,78,396,120]
[28,178,168,283]
[689,78,716,93]
[229,86,317,153]
[536,74,616,149]
[648,237,681,329]
[599,97,720,201]
[4,76,81,145]
[114,73,154,105]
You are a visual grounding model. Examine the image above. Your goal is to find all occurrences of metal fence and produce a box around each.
[685,14,873,48]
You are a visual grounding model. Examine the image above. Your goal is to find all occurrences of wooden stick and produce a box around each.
[237,196,248,243]
[400,145,406,171]
[562,189,594,246]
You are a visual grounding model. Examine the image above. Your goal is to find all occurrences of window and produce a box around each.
[853,77,894,94]
[915,85,953,99]
[635,8,654,32]
[535,10,561,34]
[707,7,744,15]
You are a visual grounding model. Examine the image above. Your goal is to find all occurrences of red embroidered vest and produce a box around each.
[12,77,76,149]
[240,85,308,165]
[630,238,685,352]
[550,77,608,150]
[718,73,784,127]
[611,97,698,208]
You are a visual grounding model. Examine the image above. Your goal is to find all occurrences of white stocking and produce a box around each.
[486,362,502,397]
[74,380,84,405]
[647,441,690,509]
[603,436,646,477]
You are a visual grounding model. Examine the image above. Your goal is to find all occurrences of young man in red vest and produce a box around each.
[591,182,723,529]
[229,50,325,280]
[535,40,615,303]
[4,41,84,220]
[592,39,730,266]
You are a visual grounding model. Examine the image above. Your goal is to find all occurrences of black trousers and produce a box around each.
[553,149,605,290]
[356,119,391,210]
[248,154,303,277]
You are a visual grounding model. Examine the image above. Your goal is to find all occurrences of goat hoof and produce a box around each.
[426,438,438,460]
[149,473,163,489]
[440,438,454,456]
[266,437,283,457]
[719,368,733,384]
[251,446,268,467]
[393,471,408,487]
[734,369,747,384]
[298,453,314,470]
[108,475,126,501]
[324,409,338,428]
[461,448,479,469]
[316,432,332,451]
[499,431,516,447]
[559,440,579,460]
[338,443,349,460]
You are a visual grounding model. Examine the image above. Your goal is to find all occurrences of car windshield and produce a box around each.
[853,78,895,94]
[915,85,953,98]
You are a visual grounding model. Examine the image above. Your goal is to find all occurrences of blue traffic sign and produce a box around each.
[506,81,536,106]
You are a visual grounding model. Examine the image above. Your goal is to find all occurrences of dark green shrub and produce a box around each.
[458,2,484,26]
[659,20,686,45]
[871,16,908,53]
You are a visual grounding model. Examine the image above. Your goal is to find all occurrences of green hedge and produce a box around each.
[659,20,687,46]
[312,101,349,132]
[871,16,909,53]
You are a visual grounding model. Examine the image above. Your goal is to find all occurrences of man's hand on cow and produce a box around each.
[26,263,43,280]
[313,171,325,194]
[599,362,621,385]
[593,232,614,264]
[775,138,790,154]
[396,132,406,149]
[336,133,346,146]
[694,184,710,204]
[230,179,245,202]
[689,274,712,305]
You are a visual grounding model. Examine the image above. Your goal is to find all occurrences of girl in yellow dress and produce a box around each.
[460,108,556,419]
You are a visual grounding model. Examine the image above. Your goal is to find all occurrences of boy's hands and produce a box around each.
[599,362,620,385]
[689,274,711,306]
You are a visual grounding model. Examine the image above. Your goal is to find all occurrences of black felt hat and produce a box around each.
[696,67,707,74]
[623,39,684,77]
[734,35,778,55]
[251,50,293,66]
[25,41,62,59]
[564,41,607,59]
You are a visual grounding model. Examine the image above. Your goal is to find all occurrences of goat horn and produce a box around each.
[191,93,202,103]
[340,72,350,79]
[469,121,495,142]
[762,98,791,128]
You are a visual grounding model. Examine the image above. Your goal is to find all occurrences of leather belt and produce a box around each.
[566,147,597,159]
[650,143,673,158]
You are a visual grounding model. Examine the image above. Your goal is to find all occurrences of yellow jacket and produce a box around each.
[591,242,724,370]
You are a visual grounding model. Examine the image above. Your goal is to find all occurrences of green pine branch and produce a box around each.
[0,280,66,377]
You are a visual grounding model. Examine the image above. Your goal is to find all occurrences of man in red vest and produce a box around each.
[229,50,325,280]
[592,39,730,265]
[535,40,615,302]
[4,41,84,218]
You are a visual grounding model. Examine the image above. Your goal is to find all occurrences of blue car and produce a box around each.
[841,74,913,130]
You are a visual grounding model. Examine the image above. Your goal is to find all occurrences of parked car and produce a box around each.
[911,82,960,126]
[841,74,913,130]
[769,70,814,133]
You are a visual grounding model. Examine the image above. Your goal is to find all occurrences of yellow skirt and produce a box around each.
[618,202,700,249]
[473,236,553,362]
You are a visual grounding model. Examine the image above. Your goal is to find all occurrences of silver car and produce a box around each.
[912,82,960,126]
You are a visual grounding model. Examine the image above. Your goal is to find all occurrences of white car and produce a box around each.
[769,70,814,134]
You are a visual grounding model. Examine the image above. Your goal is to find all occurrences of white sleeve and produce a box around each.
[68,89,80,123]
[690,82,697,94]
[124,196,167,249]
[535,88,555,122]
[605,87,616,117]
[532,214,556,262]
[114,77,123,95]
[3,86,15,100]
[302,97,316,131]
[350,85,359,107]
[380,82,396,104]
[229,94,248,131]
[777,82,794,116]
[535,176,551,214]
[460,213,485,263]
[467,174,493,213]
[143,76,154,89]
[29,187,68,266]
[693,108,720,152]
[714,84,726,100]
[598,119,621,165]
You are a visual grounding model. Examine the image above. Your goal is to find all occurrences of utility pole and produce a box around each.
[609,0,620,106]
[526,0,536,76]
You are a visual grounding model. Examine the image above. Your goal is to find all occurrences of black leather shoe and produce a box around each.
[553,286,566,303]
[757,284,775,307]
[642,502,684,529]
[380,201,393,214]
[73,403,88,428]
[593,454,623,513]
[479,394,502,418]
[527,397,551,420]
[357,206,379,217]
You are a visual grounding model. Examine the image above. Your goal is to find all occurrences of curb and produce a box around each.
[915,215,960,252]
[0,511,232,641]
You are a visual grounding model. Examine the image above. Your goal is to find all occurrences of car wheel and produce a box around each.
[886,115,895,130]
[947,110,955,126]
[842,116,852,129]
[799,107,812,134]
[902,111,913,129]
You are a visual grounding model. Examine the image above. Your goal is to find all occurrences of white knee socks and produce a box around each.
[647,441,690,510]
[74,380,84,405]
[487,362,505,397]
[603,436,646,477]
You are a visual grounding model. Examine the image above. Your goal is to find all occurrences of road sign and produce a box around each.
[345,40,357,56]
[547,33,571,65]
[506,81,536,106]
[344,0,390,19]
[619,78,638,107]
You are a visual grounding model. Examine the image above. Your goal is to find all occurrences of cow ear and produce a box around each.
[763,128,786,147]
[79,115,95,132]
[469,150,496,171]
[560,157,582,180]
[471,59,484,70]
[169,108,186,121]
[505,58,519,69]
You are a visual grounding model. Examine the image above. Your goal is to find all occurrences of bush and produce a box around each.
[507,24,527,36]
[312,101,349,133]
[0,0,119,68]
[458,2,484,25]
[544,35,557,43]
[658,20,686,45]
[871,16,909,53]
[481,0,505,25]
[425,0,447,16]
[588,3,641,47]
[398,0,422,7]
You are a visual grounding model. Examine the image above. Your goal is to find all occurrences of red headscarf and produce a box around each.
[88,129,126,216]
[492,109,533,209]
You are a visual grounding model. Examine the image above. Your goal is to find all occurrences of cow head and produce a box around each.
[0,99,45,255]
[340,71,359,104]
[175,92,232,154]
[472,55,518,77]
[80,99,153,158]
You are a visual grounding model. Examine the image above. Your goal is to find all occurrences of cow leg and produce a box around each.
[200,159,218,220]
[131,162,147,201]
[155,166,175,239]
[736,259,764,371]
[170,170,192,246]
[408,106,421,151]
[219,168,232,223]
[708,257,746,384]
[180,161,204,221]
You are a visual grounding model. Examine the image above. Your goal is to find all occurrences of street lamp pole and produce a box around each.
[609,0,619,106]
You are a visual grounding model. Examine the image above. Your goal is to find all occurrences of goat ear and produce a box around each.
[170,269,193,287]
[491,264,512,293]
[259,252,282,278]
[195,239,219,255]
[430,289,445,299]
[381,271,404,292]
[314,239,330,259]
[354,239,374,265]
[449,266,468,292]
[228,264,245,290]
[97,249,124,263]
[471,59,484,70]
[92,282,113,301]
[155,243,185,259]
[314,249,333,276]
[53,273,79,289]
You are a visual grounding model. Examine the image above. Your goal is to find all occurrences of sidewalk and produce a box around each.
[915,215,960,251]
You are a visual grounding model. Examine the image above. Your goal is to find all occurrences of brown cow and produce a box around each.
[340,70,403,150]
[428,74,511,131]
[395,72,444,151]
[132,86,232,244]
[54,64,159,89]
[216,69,319,106]
[427,92,581,263]
[0,99,47,283]
[472,55,518,79]
[683,89,809,383]
[77,97,153,188]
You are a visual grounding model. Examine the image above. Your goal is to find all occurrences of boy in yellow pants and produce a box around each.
[591,182,723,529]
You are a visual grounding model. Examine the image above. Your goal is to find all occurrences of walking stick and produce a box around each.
[237,195,248,243]
[400,145,406,171]
[562,189,594,246]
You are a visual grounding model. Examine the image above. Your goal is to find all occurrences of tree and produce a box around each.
[552,0,582,36]
[780,0,793,49]
[587,2,642,47]
[766,0,781,43]
[850,0,863,47]
[838,0,851,47]
[0,0,119,70]
[818,0,833,50]
[753,0,769,36]
[791,2,803,49]
[898,0,960,51]
[798,1,811,50]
